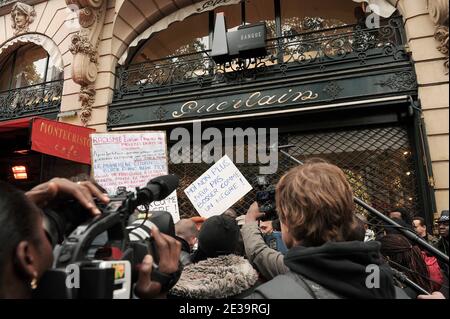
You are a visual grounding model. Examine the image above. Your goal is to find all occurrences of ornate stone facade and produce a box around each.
[66,0,106,126]
[10,2,36,36]
[428,0,449,71]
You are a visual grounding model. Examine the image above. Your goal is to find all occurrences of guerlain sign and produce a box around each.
[172,88,319,119]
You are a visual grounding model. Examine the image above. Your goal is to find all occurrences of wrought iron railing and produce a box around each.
[0,80,63,120]
[115,16,407,100]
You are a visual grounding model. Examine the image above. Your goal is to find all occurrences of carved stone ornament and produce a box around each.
[10,2,36,36]
[428,0,449,72]
[66,0,106,126]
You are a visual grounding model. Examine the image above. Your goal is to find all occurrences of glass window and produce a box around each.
[0,54,14,92]
[280,0,359,36]
[11,44,48,88]
[0,44,55,91]
[214,3,242,32]
[131,12,210,64]
[246,0,276,39]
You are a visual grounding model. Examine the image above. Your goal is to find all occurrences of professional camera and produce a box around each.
[255,175,277,221]
[34,175,180,299]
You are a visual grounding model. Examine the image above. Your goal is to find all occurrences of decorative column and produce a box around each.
[65,0,106,126]
[428,0,449,72]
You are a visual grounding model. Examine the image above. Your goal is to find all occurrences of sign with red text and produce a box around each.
[184,155,252,218]
[91,132,180,221]
[31,118,94,164]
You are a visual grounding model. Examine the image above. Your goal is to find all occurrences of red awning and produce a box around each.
[0,117,34,133]
[0,117,95,165]
[31,118,95,165]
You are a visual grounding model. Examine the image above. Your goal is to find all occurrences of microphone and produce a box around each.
[134,174,179,206]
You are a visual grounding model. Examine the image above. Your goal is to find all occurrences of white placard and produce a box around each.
[184,155,252,218]
[91,132,179,220]
[148,191,180,223]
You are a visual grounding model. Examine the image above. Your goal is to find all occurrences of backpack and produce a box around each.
[253,271,342,299]
[253,271,411,299]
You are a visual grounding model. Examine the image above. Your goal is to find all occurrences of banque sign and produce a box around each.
[171,88,320,119]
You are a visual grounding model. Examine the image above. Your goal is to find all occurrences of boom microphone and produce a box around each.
[134,174,179,207]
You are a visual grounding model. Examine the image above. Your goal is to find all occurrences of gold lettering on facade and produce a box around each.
[171,88,320,119]
[216,101,229,111]
[246,92,261,107]
[258,95,278,106]
[233,99,243,109]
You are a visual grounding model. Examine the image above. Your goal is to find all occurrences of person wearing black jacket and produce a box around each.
[435,210,449,257]
[247,162,400,299]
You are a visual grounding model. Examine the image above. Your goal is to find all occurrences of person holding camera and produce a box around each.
[240,208,289,281]
[0,178,180,299]
[247,162,399,299]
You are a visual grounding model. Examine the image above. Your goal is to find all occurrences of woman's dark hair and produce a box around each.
[379,234,432,293]
[0,182,41,289]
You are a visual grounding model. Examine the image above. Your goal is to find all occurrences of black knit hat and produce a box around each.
[193,215,240,262]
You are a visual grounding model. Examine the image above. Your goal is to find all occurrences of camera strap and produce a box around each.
[150,264,181,292]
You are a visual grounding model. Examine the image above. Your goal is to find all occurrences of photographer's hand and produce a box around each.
[25,178,109,216]
[135,226,181,299]
[245,202,265,223]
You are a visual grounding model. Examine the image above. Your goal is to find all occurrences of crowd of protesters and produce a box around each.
[0,160,448,299]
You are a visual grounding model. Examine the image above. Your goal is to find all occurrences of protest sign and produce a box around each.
[91,132,180,221]
[184,155,252,218]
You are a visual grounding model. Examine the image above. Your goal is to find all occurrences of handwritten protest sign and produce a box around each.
[91,132,180,222]
[184,155,252,218]
[148,191,180,223]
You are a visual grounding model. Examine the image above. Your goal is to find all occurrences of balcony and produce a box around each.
[114,16,408,101]
[0,80,63,121]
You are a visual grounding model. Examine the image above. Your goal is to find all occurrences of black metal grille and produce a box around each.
[169,125,422,226]
[0,80,63,121]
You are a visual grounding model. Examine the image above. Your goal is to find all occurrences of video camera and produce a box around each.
[34,175,180,299]
[255,175,277,221]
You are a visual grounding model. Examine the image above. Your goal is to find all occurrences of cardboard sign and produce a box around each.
[91,132,180,221]
[184,155,252,218]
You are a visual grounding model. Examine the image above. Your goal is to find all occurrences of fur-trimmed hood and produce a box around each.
[170,254,258,299]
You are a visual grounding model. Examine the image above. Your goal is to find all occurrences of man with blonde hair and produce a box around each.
[248,162,398,299]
